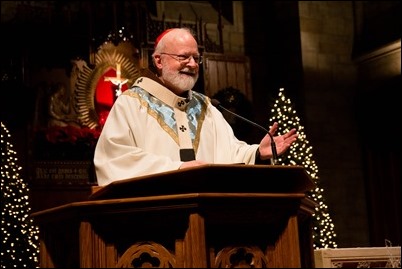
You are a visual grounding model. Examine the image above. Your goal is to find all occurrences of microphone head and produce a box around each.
[210,98,221,107]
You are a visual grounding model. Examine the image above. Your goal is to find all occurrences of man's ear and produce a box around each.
[153,55,162,69]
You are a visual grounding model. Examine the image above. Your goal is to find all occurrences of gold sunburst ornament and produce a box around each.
[75,41,141,129]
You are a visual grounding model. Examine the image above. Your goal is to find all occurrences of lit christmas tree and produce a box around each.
[1,122,40,268]
[268,88,337,249]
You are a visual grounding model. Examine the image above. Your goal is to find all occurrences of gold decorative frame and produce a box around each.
[75,42,142,129]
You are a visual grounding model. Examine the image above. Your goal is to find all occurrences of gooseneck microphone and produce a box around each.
[211,99,278,165]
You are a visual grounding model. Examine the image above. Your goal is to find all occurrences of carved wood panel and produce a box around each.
[203,52,252,101]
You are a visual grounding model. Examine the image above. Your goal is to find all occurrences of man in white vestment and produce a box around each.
[94,28,298,186]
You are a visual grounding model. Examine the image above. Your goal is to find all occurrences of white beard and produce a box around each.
[162,67,198,93]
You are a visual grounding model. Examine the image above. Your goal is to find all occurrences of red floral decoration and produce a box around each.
[44,125,101,147]
[34,125,102,160]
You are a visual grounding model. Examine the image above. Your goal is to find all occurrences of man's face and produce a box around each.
[156,32,200,95]
[160,56,199,95]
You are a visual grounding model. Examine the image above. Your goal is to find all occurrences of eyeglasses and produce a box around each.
[160,52,203,65]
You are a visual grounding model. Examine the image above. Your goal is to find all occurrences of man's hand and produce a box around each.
[258,122,298,160]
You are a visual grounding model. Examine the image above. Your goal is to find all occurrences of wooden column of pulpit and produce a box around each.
[31,164,316,268]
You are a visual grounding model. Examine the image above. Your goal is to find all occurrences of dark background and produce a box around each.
[1,1,400,248]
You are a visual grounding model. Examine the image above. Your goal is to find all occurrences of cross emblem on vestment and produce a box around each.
[179,125,187,132]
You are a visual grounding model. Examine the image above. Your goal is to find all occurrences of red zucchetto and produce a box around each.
[154,28,175,48]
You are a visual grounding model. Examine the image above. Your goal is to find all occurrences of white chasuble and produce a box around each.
[94,76,259,186]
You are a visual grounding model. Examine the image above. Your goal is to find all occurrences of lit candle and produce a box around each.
[116,63,121,79]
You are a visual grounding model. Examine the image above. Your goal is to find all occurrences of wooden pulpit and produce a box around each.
[31,164,316,268]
